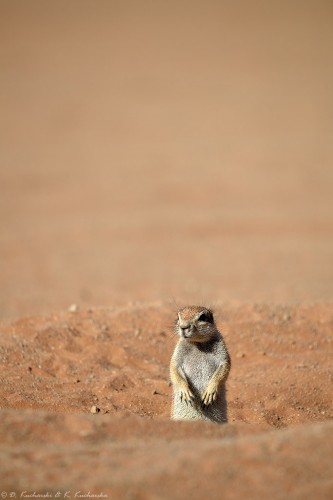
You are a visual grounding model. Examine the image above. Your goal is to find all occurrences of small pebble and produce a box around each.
[68,304,79,313]
[236,352,246,358]
[90,405,100,414]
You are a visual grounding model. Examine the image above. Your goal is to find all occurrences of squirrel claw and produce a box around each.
[202,388,217,406]
[180,388,194,405]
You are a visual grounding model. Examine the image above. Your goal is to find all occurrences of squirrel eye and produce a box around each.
[198,312,212,323]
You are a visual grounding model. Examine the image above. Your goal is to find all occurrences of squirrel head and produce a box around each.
[176,306,217,343]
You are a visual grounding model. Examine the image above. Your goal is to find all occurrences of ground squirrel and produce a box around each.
[170,306,230,423]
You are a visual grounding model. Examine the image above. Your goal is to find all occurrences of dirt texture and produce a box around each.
[0,303,333,497]
[1,1,333,498]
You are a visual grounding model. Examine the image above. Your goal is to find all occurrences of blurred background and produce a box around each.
[0,0,332,319]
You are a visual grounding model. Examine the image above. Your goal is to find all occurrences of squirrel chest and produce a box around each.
[180,339,222,393]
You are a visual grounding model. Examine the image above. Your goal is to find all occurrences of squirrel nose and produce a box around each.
[180,324,192,336]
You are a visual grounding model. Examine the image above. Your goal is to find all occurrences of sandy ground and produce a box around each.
[1,1,333,498]
[0,303,333,497]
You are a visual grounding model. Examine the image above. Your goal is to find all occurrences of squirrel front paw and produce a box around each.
[202,383,218,406]
[179,386,194,405]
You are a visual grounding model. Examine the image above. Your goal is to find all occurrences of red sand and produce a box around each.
[0,303,332,497]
